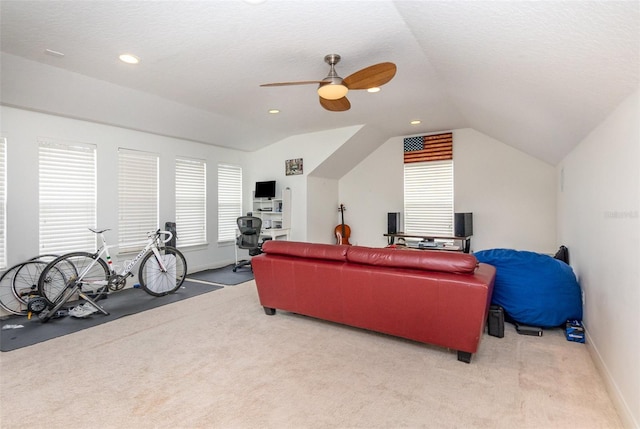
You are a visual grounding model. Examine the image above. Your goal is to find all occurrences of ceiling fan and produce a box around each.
[260,54,397,112]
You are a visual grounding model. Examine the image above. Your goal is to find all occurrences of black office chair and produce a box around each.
[233,216,267,272]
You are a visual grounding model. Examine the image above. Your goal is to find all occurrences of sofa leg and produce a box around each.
[263,307,276,316]
[457,351,472,363]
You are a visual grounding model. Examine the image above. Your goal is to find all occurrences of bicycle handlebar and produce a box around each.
[151,229,173,244]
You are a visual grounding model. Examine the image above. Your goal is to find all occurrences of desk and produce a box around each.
[262,228,290,241]
[384,233,472,253]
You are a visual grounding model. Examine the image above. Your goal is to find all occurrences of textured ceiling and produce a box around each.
[1,0,638,164]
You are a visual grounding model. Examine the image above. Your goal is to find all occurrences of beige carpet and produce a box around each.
[0,281,622,428]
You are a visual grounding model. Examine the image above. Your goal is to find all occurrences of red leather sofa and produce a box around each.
[251,241,496,363]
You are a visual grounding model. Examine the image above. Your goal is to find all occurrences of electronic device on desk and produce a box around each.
[255,180,276,199]
[442,244,461,251]
[418,240,443,249]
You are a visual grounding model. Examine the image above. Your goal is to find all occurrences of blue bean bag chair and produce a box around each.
[475,248,582,327]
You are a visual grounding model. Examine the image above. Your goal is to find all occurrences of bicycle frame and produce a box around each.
[77,229,173,286]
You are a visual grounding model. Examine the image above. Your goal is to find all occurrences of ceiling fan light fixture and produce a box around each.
[318,78,348,100]
[260,54,396,112]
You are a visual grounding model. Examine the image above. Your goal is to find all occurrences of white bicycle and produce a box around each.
[35,228,187,322]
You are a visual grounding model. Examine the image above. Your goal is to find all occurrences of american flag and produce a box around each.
[403,133,453,163]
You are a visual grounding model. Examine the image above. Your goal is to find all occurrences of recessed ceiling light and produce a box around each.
[410,120,421,125]
[268,109,280,114]
[119,54,140,64]
[367,87,381,93]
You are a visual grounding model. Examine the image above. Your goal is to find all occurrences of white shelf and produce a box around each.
[252,188,291,238]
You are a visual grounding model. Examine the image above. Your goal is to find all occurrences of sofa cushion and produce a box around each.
[261,240,348,261]
[346,246,478,274]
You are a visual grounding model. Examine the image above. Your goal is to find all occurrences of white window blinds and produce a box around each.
[118,148,158,252]
[176,157,207,247]
[217,164,242,243]
[39,139,97,254]
[0,138,6,269]
[404,160,454,236]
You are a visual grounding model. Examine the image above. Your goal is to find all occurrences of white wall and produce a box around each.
[245,126,361,242]
[454,128,557,253]
[340,136,404,247]
[557,89,639,428]
[307,176,339,244]
[1,106,246,274]
[340,128,557,252]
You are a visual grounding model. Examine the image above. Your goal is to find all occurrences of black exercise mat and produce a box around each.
[187,264,254,285]
[0,281,222,352]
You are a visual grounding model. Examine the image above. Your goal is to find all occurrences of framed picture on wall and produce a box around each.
[285,158,303,175]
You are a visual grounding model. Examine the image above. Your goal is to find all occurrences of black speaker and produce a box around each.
[387,212,401,234]
[454,212,473,237]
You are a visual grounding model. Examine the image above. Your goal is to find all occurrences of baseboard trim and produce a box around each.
[585,328,638,429]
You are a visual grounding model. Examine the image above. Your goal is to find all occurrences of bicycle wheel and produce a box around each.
[12,260,52,305]
[38,252,110,306]
[0,263,29,315]
[139,246,187,297]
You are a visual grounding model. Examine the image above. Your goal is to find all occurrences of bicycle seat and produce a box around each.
[89,228,111,234]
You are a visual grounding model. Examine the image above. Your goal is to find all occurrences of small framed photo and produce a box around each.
[285,158,303,175]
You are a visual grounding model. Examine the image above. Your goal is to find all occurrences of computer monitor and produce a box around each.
[254,180,276,199]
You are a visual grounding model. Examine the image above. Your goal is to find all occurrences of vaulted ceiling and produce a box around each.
[1,1,638,165]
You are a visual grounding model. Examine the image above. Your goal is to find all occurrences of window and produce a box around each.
[39,139,97,254]
[176,157,207,246]
[403,133,454,236]
[118,148,158,252]
[0,138,6,268]
[217,164,242,243]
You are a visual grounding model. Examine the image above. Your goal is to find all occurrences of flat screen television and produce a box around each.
[255,180,276,199]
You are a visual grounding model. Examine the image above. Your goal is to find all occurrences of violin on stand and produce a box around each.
[334,204,352,245]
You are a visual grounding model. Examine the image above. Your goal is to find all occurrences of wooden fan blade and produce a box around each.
[343,62,397,90]
[260,81,324,87]
[319,96,351,112]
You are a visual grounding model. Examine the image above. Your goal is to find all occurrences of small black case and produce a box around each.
[515,323,543,336]
[488,304,504,338]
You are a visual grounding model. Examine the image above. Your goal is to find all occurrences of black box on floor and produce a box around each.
[488,304,504,338]
[515,324,543,336]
